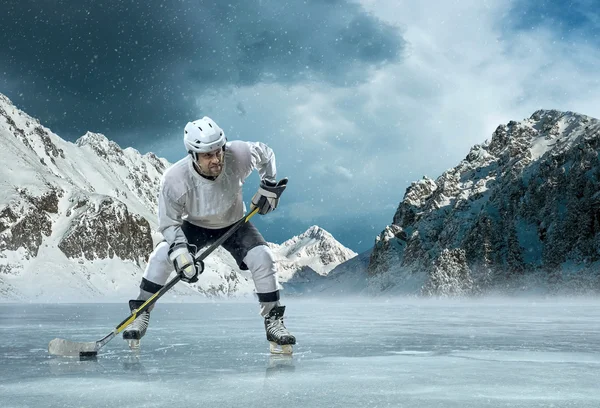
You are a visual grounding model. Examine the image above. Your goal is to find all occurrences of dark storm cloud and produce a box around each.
[0,0,404,144]
[507,0,599,39]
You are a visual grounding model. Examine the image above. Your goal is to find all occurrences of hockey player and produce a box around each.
[123,116,295,354]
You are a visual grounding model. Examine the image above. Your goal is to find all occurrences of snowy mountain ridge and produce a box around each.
[0,93,354,301]
[368,109,600,296]
[270,225,357,281]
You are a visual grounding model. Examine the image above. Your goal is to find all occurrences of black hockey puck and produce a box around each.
[79,351,98,360]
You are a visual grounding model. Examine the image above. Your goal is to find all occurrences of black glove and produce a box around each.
[251,178,288,215]
[168,243,204,283]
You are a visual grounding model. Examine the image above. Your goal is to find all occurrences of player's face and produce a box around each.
[197,147,224,177]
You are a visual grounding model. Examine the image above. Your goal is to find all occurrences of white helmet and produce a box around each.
[183,116,226,154]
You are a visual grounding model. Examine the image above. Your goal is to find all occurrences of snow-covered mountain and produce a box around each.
[0,93,354,301]
[368,110,600,296]
[269,225,357,282]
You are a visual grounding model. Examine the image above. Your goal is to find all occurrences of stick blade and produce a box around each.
[48,338,98,357]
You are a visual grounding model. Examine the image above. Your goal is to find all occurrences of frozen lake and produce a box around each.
[1,298,599,407]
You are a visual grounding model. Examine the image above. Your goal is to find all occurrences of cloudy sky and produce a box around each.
[2,0,600,252]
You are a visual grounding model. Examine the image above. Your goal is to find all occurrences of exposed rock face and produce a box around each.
[58,196,153,265]
[34,125,65,163]
[369,110,600,296]
[0,188,62,258]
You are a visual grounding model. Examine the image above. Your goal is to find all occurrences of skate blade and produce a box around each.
[127,339,141,352]
[269,342,293,355]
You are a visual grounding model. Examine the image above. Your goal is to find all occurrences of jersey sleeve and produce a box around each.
[248,141,277,181]
[157,178,187,246]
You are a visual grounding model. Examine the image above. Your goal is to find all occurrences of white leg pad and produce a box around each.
[142,241,173,286]
[243,245,279,294]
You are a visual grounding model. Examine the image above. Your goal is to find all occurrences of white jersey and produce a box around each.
[157,140,276,245]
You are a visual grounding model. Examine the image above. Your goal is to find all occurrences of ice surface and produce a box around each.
[1,298,599,408]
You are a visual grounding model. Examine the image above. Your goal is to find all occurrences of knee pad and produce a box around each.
[244,245,275,274]
[243,245,278,293]
[142,241,172,286]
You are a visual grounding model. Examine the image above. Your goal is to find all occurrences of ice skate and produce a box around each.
[264,306,295,355]
[122,300,150,351]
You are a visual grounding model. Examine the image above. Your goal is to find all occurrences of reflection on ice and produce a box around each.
[265,354,295,376]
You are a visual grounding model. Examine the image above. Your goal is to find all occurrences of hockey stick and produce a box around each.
[48,207,260,357]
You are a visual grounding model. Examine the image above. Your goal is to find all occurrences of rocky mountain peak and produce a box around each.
[76,131,111,146]
[76,131,125,162]
[392,176,437,226]
[300,225,331,240]
[279,225,353,257]
[530,108,581,123]
[270,226,357,279]
[369,109,600,296]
